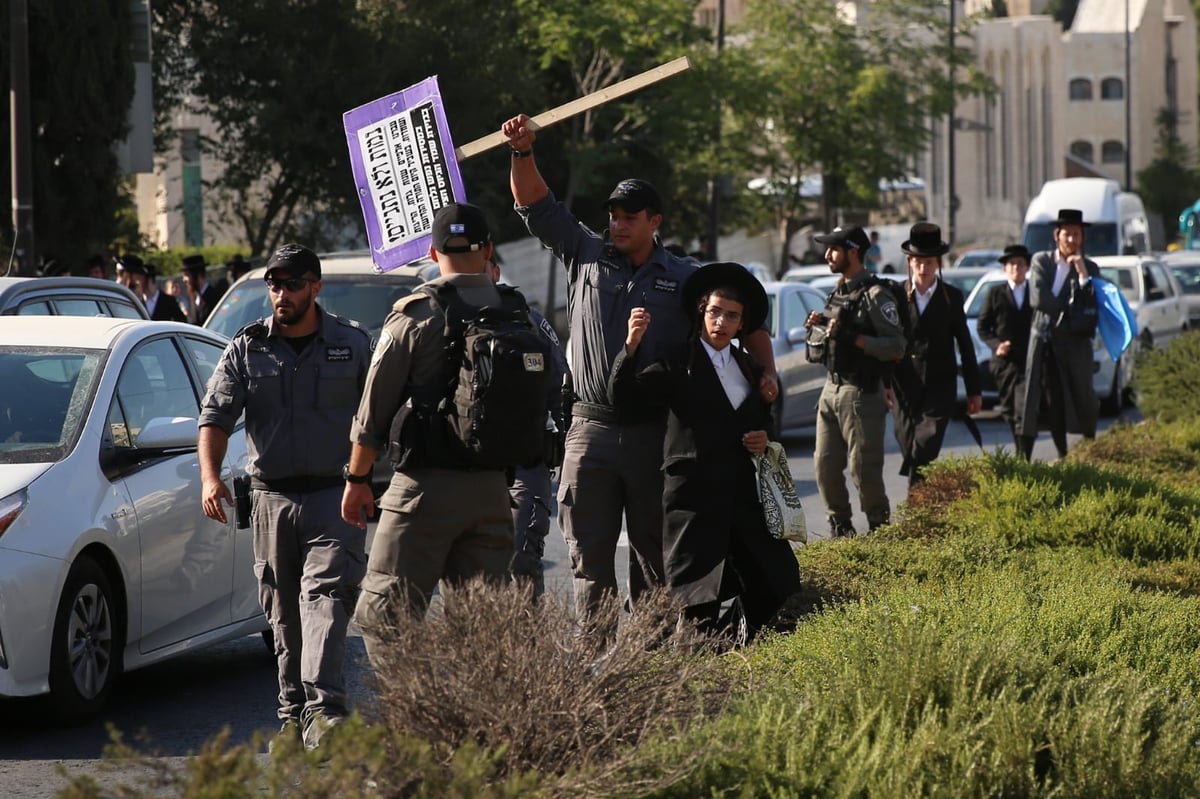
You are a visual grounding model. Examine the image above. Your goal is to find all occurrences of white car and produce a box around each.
[961,269,1127,414]
[762,281,829,432]
[1092,255,1190,352]
[0,317,264,720]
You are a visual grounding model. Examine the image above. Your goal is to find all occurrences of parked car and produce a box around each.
[781,265,833,284]
[0,277,147,319]
[204,250,437,341]
[0,317,265,720]
[1159,250,1200,330]
[762,281,829,433]
[1093,254,1190,353]
[940,266,995,298]
[961,269,1127,414]
[952,249,1004,269]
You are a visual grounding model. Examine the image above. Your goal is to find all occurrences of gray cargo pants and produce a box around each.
[557,417,666,624]
[510,463,553,598]
[814,380,891,532]
[252,486,366,726]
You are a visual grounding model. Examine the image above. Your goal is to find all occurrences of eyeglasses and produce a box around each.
[704,306,742,324]
[264,276,315,293]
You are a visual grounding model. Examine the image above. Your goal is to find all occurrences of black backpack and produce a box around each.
[396,282,553,470]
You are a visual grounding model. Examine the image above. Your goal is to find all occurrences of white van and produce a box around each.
[1021,178,1151,257]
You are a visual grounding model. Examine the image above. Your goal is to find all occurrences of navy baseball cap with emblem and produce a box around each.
[814,225,871,253]
[264,243,322,280]
[432,202,492,254]
[604,178,662,215]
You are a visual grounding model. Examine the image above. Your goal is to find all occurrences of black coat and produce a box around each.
[610,342,800,619]
[1017,251,1100,437]
[977,281,1033,424]
[889,279,981,477]
[148,292,187,323]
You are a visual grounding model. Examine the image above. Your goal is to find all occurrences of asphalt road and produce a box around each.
[0,408,1137,796]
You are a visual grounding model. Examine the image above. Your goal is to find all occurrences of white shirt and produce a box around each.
[1007,280,1027,309]
[701,339,751,409]
[1052,253,1092,296]
[914,278,938,315]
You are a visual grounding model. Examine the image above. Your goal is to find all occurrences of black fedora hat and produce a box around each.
[998,244,1032,264]
[1051,208,1091,228]
[681,262,768,332]
[900,222,950,257]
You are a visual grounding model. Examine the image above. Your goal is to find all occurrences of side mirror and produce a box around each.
[786,327,807,346]
[135,417,200,449]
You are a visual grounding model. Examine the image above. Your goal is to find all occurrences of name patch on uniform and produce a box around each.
[326,346,352,361]
[653,277,679,293]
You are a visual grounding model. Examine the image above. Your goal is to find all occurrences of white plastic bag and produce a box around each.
[753,442,807,543]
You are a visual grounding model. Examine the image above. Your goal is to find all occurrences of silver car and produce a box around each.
[0,317,265,720]
[762,281,829,433]
[1157,250,1200,331]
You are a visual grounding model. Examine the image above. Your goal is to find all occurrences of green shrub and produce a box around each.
[1133,330,1200,423]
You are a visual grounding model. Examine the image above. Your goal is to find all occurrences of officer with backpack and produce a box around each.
[344,203,549,656]
[502,113,781,633]
[804,225,907,537]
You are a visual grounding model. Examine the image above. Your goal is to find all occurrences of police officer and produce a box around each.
[198,244,371,751]
[486,258,569,599]
[344,203,515,658]
[501,113,781,630]
[804,225,907,537]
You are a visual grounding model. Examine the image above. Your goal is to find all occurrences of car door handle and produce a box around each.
[111,507,129,519]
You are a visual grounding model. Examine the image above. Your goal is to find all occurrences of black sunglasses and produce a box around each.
[264,276,315,292]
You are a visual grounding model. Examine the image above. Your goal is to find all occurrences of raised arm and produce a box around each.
[502,114,550,208]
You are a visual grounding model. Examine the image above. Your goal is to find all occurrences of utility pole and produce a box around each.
[1124,0,1133,191]
[9,0,37,276]
[946,0,957,249]
[706,0,725,262]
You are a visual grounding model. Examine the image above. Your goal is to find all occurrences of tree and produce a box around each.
[1136,107,1200,246]
[0,0,135,270]
[720,0,993,266]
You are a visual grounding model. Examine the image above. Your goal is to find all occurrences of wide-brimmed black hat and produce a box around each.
[998,244,1032,264]
[900,222,950,257]
[1051,208,1091,228]
[681,262,768,332]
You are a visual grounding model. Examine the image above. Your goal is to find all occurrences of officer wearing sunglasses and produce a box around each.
[197,243,372,753]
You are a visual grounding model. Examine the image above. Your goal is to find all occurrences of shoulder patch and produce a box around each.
[881,301,900,328]
[537,316,561,347]
[235,319,269,340]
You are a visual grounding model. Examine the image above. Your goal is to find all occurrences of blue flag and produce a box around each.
[1094,277,1137,361]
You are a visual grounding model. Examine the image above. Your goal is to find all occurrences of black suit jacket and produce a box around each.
[148,292,187,323]
[894,280,981,406]
[977,281,1033,370]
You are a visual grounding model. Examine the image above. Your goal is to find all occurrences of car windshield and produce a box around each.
[942,270,987,297]
[965,279,1005,317]
[1098,266,1139,304]
[1023,222,1120,256]
[0,348,102,464]
[1170,263,1200,295]
[205,278,417,339]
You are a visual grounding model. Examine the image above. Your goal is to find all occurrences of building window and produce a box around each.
[1070,140,1094,162]
[1102,140,1126,163]
[1101,77,1124,100]
[1069,78,1093,100]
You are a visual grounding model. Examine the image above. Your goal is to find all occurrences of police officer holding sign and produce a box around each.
[345,204,524,659]
[199,244,372,752]
[804,226,907,537]
[501,113,781,631]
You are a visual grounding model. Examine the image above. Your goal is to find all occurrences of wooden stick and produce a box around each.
[454,56,691,161]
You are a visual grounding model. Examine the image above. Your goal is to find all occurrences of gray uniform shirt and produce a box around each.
[199,305,372,480]
[517,193,697,407]
[350,272,502,452]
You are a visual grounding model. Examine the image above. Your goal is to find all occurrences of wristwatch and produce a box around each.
[342,463,370,484]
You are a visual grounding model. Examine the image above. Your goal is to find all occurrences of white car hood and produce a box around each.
[0,462,53,497]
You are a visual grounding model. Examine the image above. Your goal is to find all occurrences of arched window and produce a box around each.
[1102,140,1126,163]
[1101,77,1124,100]
[1069,78,1093,100]
[1070,140,1094,163]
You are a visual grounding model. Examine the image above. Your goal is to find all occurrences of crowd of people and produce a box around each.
[178,111,1105,757]
[81,252,253,324]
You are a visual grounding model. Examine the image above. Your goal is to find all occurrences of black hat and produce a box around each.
[264,243,322,280]
[681,262,769,332]
[814,225,871,253]
[998,244,1032,264]
[900,222,950,257]
[182,254,207,273]
[1052,208,1091,228]
[431,202,492,254]
[604,178,662,215]
[114,254,147,275]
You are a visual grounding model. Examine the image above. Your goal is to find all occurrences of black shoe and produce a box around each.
[829,519,855,538]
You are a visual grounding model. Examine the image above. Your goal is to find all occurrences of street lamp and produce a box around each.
[1124,0,1132,190]
[947,0,957,247]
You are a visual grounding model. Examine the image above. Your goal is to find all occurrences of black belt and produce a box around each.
[251,475,343,493]
[572,401,665,425]
[572,401,619,422]
[828,372,878,393]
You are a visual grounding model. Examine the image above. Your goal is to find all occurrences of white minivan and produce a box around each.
[1021,178,1151,257]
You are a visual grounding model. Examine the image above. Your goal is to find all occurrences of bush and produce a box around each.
[1133,330,1200,423]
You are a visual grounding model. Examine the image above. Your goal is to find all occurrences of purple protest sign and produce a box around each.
[343,77,467,273]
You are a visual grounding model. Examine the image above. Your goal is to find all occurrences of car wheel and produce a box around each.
[48,556,122,722]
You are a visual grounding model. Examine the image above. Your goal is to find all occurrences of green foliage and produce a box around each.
[0,0,135,268]
[1132,331,1200,422]
[1136,108,1200,246]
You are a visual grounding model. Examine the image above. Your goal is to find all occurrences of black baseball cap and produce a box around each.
[432,202,492,254]
[814,225,871,253]
[604,178,662,215]
[264,244,322,280]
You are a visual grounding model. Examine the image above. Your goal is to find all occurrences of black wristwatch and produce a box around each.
[342,463,370,484]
